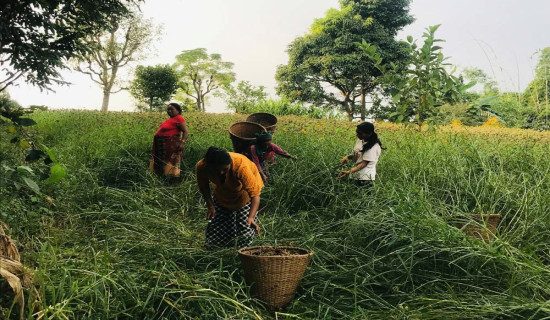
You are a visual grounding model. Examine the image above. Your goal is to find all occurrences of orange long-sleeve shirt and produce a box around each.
[196,152,264,210]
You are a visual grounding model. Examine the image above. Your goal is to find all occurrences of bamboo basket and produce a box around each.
[246,113,278,133]
[229,122,266,154]
[238,246,313,309]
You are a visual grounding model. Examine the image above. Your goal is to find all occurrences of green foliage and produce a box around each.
[3,111,550,318]
[522,47,550,130]
[130,65,178,112]
[224,81,268,113]
[241,98,343,119]
[0,0,140,92]
[276,0,413,120]
[0,92,24,121]
[462,67,500,97]
[361,25,473,127]
[1,94,66,199]
[173,48,236,112]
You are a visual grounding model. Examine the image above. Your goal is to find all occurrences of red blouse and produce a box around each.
[155,115,186,136]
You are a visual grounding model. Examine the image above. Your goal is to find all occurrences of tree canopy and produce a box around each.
[130,65,178,112]
[523,47,550,112]
[224,81,267,113]
[0,0,140,92]
[173,48,235,112]
[276,0,413,120]
[362,25,473,126]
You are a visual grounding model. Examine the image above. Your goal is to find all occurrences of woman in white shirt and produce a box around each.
[338,122,383,187]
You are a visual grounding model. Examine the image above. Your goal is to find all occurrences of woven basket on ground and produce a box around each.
[454,214,500,242]
[229,122,266,154]
[246,113,278,133]
[238,246,313,309]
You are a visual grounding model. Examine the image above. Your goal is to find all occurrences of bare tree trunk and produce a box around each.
[200,95,206,112]
[196,96,202,111]
[101,90,110,112]
[360,90,366,121]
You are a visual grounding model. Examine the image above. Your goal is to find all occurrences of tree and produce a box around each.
[130,65,178,112]
[462,67,499,98]
[0,0,140,92]
[73,13,158,112]
[173,48,235,112]
[276,0,413,120]
[361,25,474,127]
[225,81,268,113]
[522,48,550,116]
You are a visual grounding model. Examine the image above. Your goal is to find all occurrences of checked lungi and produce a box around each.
[205,201,257,249]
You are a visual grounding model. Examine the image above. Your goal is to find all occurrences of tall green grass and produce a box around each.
[1,110,550,319]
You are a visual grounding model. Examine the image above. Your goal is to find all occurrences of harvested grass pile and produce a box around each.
[0,222,35,320]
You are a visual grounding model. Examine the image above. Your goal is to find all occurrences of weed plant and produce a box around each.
[1,110,550,319]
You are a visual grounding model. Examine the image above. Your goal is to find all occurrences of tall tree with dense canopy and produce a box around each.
[276,0,413,120]
[130,65,178,112]
[73,13,158,112]
[523,48,550,113]
[0,0,140,92]
[173,48,236,112]
[224,81,268,113]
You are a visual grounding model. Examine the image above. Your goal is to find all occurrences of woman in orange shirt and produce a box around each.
[196,147,264,249]
[150,103,189,180]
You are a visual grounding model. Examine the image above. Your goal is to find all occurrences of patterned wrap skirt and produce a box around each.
[205,201,257,249]
[149,135,183,177]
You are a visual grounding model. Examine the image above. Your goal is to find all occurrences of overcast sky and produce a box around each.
[7,0,550,112]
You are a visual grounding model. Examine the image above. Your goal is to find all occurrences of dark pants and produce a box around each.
[353,179,373,188]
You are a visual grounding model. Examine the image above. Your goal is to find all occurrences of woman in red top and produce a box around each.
[149,103,189,180]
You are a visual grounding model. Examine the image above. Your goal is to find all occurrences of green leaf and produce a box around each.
[392,93,402,103]
[17,166,34,175]
[14,118,37,126]
[42,146,58,163]
[45,164,67,184]
[19,140,31,148]
[23,177,40,194]
[407,35,413,43]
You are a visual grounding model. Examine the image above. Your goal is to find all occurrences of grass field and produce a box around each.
[2,110,550,319]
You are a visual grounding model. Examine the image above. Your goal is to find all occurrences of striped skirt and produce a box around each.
[149,135,183,177]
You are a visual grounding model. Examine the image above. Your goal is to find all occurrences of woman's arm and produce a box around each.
[271,143,294,159]
[338,160,368,178]
[340,153,355,164]
[247,195,261,234]
[196,165,215,219]
[177,122,189,142]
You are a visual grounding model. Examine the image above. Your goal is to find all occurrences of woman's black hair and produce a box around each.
[204,146,232,166]
[168,102,182,114]
[255,132,272,144]
[357,122,384,152]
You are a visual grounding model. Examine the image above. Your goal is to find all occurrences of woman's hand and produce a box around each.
[260,172,268,182]
[177,139,186,151]
[249,220,260,235]
[338,170,351,179]
[340,156,349,164]
[206,205,216,220]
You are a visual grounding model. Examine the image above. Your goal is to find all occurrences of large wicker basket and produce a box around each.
[238,246,313,309]
[229,122,266,154]
[246,113,278,133]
